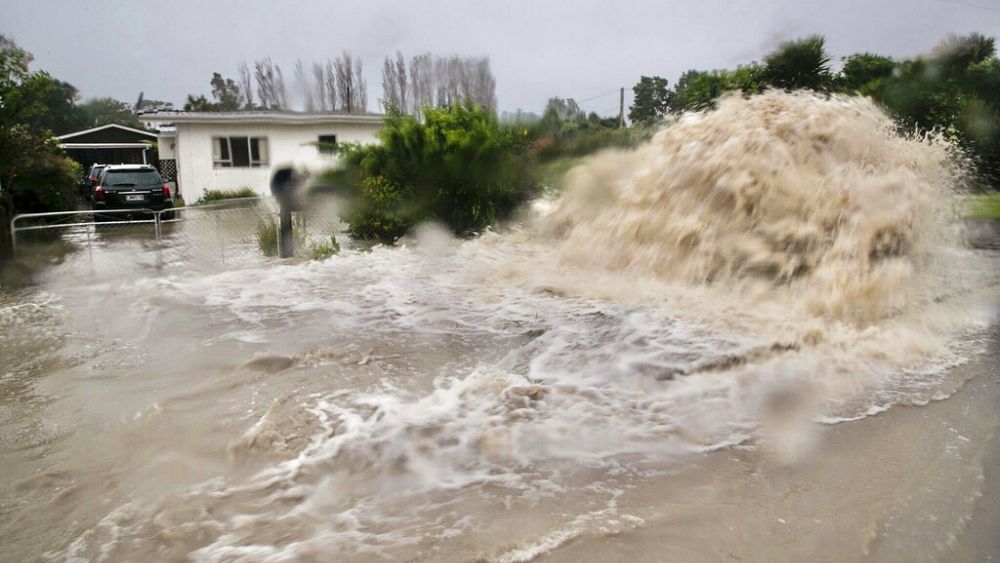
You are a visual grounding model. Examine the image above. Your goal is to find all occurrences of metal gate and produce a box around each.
[8,197,345,277]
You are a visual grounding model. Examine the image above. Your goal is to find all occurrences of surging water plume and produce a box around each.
[546,90,962,324]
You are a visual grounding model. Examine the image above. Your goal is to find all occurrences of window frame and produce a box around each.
[212,137,233,168]
[317,134,338,155]
[212,136,269,168]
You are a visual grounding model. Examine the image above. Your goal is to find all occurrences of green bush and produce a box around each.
[197,187,259,205]
[6,147,80,214]
[341,103,539,242]
[670,65,766,113]
[343,175,412,241]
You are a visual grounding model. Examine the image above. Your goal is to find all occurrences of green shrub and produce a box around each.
[197,187,259,205]
[6,150,80,214]
[341,103,539,242]
[343,175,412,241]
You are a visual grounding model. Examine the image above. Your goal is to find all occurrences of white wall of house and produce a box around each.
[157,133,177,159]
[173,120,381,202]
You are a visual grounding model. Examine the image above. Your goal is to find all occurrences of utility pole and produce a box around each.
[619,87,625,129]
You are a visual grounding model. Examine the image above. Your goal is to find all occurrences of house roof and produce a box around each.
[58,123,158,141]
[142,110,384,126]
[61,142,152,149]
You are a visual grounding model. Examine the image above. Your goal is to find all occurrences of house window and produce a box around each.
[213,137,268,168]
[317,134,337,154]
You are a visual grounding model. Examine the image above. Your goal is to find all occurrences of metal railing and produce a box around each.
[8,197,345,276]
[10,198,278,246]
[10,207,157,255]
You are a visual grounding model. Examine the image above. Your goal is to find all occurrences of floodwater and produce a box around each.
[2,92,999,562]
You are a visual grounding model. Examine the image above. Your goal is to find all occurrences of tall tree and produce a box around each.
[0,35,79,214]
[381,54,401,109]
[293,60,315,111]
[312,62,328,111]
[324,60,337,111]
[409,53,434,119]
[238,61,255,109]
[841,53,896,91]
[395,51,408,114]
[763,35,833,91]
[628,75,672,124]
[353,57,367,112]
[334,51,366,113]
[31,79,89,134]
[470,57,497,111]
[254,58,287,110]
[537,97,584,136]
[210,72,244,111]
[79,97,142,127]
[933,33,996,77]
[183,94,215,112]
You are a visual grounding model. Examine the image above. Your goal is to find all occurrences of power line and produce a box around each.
[575,89,621,104]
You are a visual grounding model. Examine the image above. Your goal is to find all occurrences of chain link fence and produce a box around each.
[6,196,348,281]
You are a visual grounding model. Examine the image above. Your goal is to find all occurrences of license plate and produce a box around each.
[125,194,144,201]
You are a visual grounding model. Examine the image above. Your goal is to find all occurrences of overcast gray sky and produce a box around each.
[1,0,998,116]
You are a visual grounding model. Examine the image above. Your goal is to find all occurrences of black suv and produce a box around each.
[93,165,174,220]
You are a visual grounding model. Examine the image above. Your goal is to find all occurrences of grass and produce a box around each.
[306,236,341,260]
[255,214,310,257]
[197,187,260,205]
[962,193,1000,220]
[538,156,585,190]
[256,215,280,256]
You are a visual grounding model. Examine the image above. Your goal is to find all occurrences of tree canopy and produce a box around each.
[624,32,1000,191]
[762,35,833,91]
[628,76,672,125]
[0,35,79,214]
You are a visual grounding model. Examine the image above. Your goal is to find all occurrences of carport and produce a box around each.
[58,124,158,170]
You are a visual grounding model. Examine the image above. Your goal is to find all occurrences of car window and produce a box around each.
[102,170,162,186]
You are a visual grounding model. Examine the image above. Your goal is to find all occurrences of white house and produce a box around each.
[144,111,383,203]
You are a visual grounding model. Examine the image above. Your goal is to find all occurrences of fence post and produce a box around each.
[270,167,301,259]
[278,205,294,258]
[86,225,93,263]
[154,210,162,244]
[216,212,225,264]
[9,217,16,257]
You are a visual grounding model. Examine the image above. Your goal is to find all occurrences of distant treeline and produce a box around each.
[626,33,1000,190]
[183,54,368,113]
[183,52,496,116]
